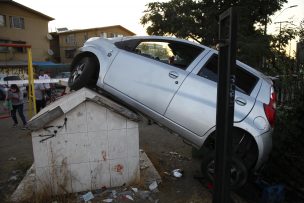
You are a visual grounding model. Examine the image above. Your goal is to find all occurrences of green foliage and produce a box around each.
[272,89,304,157]
[299,19,304,43]
[141,0,288,68]
[141,0,206,44]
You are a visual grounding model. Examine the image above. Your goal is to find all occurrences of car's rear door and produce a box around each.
[104,40,204,115]
[165,52,258,136]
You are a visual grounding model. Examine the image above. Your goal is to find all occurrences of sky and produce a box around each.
[15,0,171,35]
[267,0,304,56]
[15,0,304,53]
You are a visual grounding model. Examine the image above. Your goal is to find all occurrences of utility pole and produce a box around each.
[264,5,298,36]
[274,20,292,53]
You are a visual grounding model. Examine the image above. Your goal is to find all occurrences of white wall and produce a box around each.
[32,101,139,194]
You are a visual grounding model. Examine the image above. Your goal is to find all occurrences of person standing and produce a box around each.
[34,75,45,113]
[6,84,28,129]
[39,70,51,106]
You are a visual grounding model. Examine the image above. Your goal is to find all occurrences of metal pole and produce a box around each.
[213,7,237,203]
[27,47,37,117]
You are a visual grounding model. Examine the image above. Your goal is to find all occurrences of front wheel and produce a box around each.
[68,56,98,90]
[201,153,248,189]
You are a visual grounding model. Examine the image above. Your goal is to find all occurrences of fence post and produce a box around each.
[213,7,238,203]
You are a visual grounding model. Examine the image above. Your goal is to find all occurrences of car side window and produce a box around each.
[133,41,203,70]
[198,54,258,95]
[198,54,218,82]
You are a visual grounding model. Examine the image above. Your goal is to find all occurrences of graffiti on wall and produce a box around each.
[0,66,38,79]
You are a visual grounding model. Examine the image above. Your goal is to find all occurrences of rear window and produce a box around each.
[4,76,21,81]
[198,54,258,95]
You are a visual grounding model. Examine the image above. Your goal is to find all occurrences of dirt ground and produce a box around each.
[0,102,33,201]
[0,101,257,203]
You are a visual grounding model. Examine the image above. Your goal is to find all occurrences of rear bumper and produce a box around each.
[254,129,273,170]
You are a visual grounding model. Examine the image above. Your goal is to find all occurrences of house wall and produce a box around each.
[0,3,51,62]
[32,101,140,194]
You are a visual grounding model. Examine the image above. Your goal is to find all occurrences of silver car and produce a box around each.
[68,36,276,187]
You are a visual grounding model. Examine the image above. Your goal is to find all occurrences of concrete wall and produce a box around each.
[32,101,139,194]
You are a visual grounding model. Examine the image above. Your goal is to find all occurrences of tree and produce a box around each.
[299,19,304,43]
[141,0,288,68]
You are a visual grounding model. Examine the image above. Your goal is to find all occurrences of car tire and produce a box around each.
[203,130,258,170]
[201,153,248,189]
[68,56,98,90]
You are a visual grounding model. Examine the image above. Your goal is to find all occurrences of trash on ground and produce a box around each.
[131,187,138,193]
[172,169,183,178]
[169,151,179,155]
[138,190,151,200]
[149,181,158,191]
[8,175,18,182]
[256,179,285,203]
[165,151,191,161]
[8,157,16,161]
[111,190,117,198]
[125,194,134,201]
[117,190,133,196]
[82,191,94,202]
[103,199,113,203]
[140,163,149,170]
[12,170,22,174]
[163,171,171,176]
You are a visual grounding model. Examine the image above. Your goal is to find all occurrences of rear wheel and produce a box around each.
[201,129,258,188]
[203,130,258,170]
[201,153,248,189]
[68,56,99,90]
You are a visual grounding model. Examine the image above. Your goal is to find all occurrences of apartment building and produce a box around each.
[51,25,136,64]
[0,0,54,62]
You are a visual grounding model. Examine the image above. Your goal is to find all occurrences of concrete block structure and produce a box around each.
[28,88,140,194]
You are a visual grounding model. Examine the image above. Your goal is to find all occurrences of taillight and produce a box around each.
[264,87,276,128]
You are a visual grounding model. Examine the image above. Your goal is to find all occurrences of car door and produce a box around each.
[104,40,203,115]
[165,52,257,137]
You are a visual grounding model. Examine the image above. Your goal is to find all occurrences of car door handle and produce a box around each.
[169,71,179,79]
[235,97,247,106]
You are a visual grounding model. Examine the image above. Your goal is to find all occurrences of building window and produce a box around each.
[100,32,107,38]
[108,33,115,38]
[0,15,6,27]
[0,40,9,52]
[84,33,88,41]
[9,16,25,29]
[65,34,76,45]
[65,49,76,58]
[12,41,26,53]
